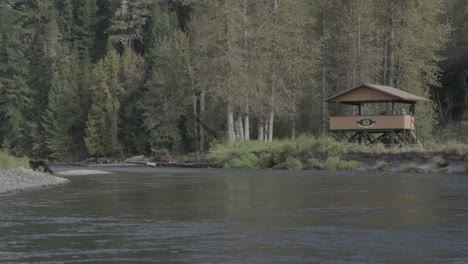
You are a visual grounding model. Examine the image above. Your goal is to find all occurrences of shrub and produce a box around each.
[258,152,273,169]
[432,156,448,167]
[375,160,389,171]
[305,158,320,169]
[405,162,423,172]
[273,158,302,170]
[226,153,260,169]
[0,151,30,170]
[324,156,358,171]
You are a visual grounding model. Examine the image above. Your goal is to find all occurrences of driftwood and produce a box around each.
[145,162,220,168]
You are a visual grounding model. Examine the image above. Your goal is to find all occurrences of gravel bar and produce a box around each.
[0,168,69,194]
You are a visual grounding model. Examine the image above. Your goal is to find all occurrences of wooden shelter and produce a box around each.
[326,83,430,145]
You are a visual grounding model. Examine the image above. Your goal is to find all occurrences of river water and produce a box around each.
[0,167,467,263]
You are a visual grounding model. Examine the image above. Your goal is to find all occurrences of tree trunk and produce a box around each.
[291,118,296,141]
[234,115,240,138]
[388,4,394,87]
[227,96,235,141]
[238,116,244,139]
[193,95,198,137]
[244,105,250,140]
[199,89,206,151]
[320,0,328,137]
[258,119,264,141]
[291,89,297,141]
[268,110,274,142]
[264,117,269,142]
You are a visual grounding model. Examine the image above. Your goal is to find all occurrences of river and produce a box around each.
[0,167,467,263]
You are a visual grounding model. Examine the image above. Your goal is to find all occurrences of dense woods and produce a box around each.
[0,0,467,160]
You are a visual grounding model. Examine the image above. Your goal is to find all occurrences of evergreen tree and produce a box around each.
[142,10,193,152]
[108,0,153,51]
[0,5,33,153]
[84,59,114,156]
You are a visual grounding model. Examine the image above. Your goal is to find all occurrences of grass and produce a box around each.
[305,158,320,169]
[375,160,389,171]
[208,134,468,170]
[273,158,302,170]
[323,157,358,171]
[432,156,448,167]
[0,151,30,170]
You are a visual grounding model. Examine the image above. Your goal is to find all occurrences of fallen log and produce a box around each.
[150,162,220,168]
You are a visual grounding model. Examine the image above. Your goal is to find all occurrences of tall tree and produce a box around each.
[84,47,123,156]
[108,0,152,51]
[0,5,33,153]
[142,4,193,152]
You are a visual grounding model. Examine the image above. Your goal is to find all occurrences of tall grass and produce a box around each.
[208,134,468,169]
[0,151,30,170]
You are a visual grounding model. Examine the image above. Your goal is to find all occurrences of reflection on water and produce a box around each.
[0,167,467,263]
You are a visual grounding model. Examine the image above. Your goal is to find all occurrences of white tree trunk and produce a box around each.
[227,96,235,141]
[238,116,244,139]
[193,95,198,137]
[268,110,274,142]
[199,89,206,151]
[244,114,250,140]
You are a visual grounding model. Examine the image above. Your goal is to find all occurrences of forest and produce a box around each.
[0,0,467,160]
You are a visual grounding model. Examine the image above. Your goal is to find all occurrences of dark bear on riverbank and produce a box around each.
[29,160,53,174]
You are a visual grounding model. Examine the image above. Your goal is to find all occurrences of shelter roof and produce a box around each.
[325,83,431,105]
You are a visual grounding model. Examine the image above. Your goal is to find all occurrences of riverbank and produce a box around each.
[208,136,468,174]
[0,168,69,195]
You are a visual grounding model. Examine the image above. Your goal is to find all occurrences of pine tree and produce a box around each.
[84,59,114,156]
[142,6,192,151]
[0,5,33,153]
[108,0,153,50]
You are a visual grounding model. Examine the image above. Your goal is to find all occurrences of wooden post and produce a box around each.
[410,103,415,116]
[390,130,395,145]
[391,102,395,114]
[358,103,362,115]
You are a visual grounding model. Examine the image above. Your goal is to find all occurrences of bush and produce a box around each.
[0,151,30,170]
[375,160,389,171]
[405,162,423,172]
[305,158,320,169]
[432,156,448,167]
[258,152,273,169]
[324,156,358,171]
[273,158,302,170]
[226,153,260,169]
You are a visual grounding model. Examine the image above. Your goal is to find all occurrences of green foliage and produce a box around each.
[108,0,152,49]
[0,0,464,160]
[305,158,320,169]
[226,153,260,169]
[323,157,358,171]
[375,160,389,171]
[0,6,34,154]
[0,151,29,170]
[432,156,448,168]
[273,158,303,170]
[84,57,115,156]
[210,135,365,170]
[405,162,422,173]
[141,7,193,153]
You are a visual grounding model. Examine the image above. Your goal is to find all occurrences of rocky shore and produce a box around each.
[0,168,69,195]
